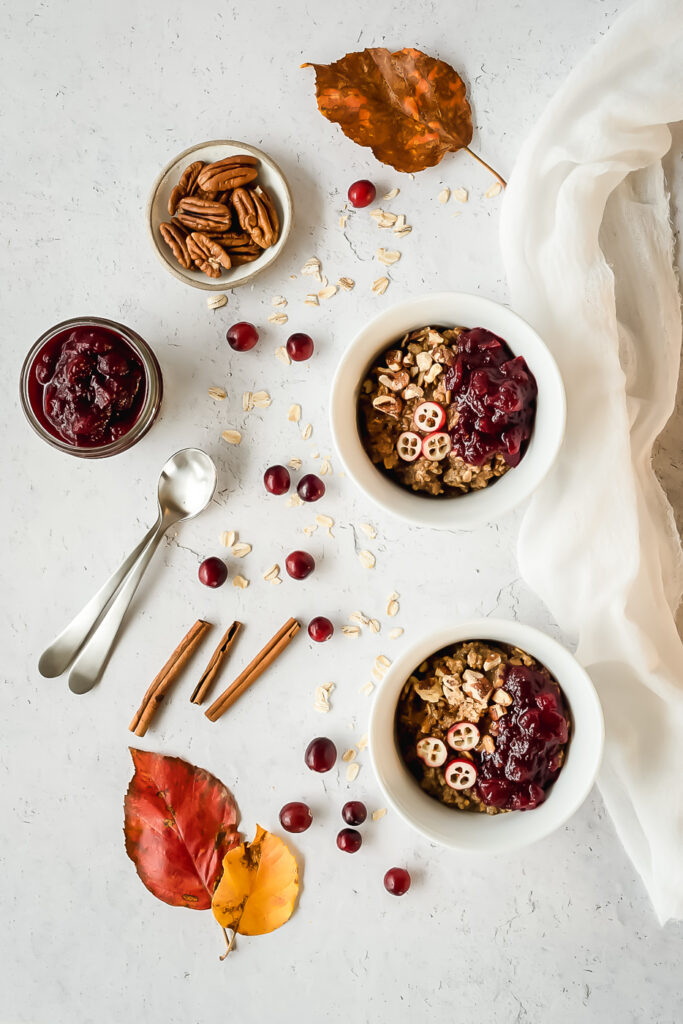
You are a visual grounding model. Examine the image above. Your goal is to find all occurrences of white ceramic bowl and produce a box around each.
[330,292,565,530]
[147,140,293,291]
[369,619,604,853]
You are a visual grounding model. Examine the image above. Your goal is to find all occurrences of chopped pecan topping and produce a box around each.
[168,160,204,216]
[461,669,493,704]
[176,196,232,232]
[378,368,411,392]
[159,221,191,269]
[197,155,260,192]
[372,394,402,418]
[186,232,231,278]
[385,348,404,371]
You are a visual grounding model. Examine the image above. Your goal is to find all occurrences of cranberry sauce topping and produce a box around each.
[476,665,569,811]
[29,325,147,447]
[444,328,537,467]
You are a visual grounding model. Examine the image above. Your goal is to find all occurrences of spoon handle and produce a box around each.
[68,519,169,694]
[38,522,159,679]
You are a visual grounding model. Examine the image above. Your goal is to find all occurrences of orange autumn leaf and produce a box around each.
[303,47,504,185]
[211,824,299,937]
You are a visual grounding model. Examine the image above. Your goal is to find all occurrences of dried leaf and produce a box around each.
[304,47,473,173]
[211,825,299,936]
[124,749,240,910]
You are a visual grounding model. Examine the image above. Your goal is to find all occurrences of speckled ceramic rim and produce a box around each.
[19,316,163,459]
[330,292,567,530]
[369,619,604,854]
[146,139,294,291]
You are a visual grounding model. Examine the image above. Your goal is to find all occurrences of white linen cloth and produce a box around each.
[500,0,683,923]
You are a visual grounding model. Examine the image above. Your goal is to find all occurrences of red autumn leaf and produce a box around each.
[124,748,240,910]
[303,47,504,185]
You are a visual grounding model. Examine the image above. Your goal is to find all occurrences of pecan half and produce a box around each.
[187,232,231,278]
[159,221,191,269]
[168,161,204,216]
[231,186,279,249]
[176,197,232,232]
[197,155,259,192]
[230,247,262,266]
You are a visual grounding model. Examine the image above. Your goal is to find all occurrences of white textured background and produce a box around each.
[1,1,682,1022]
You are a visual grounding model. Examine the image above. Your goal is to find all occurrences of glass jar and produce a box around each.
[20,316,163,458]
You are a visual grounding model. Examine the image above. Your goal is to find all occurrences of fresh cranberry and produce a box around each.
[264,464,291,495]
[286,550,315,580]
[305,737,337,772]
[337,828,362,853]
[342,801,367,826]
[226,321,259,351]
[384,868,411,896]
[198,557,228,588]
[348,179,376,208]
[279,802,313,833]
[308,616,334,642]
[297,474,325,502]
[286,332,314,362]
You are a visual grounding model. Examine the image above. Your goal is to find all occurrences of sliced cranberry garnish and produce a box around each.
[384,867,411,896]
[447,721,480,752]
[416,736,447,767]
[413,401,446,433]
[421,431,452,461]
[444,758,477,790]
[396,430,422,462]
[347,179,376,208]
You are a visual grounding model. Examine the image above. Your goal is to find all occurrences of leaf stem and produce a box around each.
[219,926,237,961]
[463,148,506,188]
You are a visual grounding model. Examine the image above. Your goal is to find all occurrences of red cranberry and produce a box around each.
[286,550,315,580]
[337,828,362,853]
[384,867,411,896]
[342,801,367,826]
[348,179,376,208]
[286,332,314,362]
[264,464,291,495]
[305,736,337,773]
[226,321,259,352]
[297,474,325,502]
[308,616,334,642]
[198,557,228,588]
[279,802,313,833]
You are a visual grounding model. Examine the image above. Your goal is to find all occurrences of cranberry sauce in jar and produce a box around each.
[23,320,161,453]
[444,327,538,468]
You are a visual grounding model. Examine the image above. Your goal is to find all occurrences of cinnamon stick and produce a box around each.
[205,617,300,722]
[129,619,211,736]
[190,620,242,705]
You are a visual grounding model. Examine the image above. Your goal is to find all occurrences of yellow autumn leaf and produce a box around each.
[211,824,299,936]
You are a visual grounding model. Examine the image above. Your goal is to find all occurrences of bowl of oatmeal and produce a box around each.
[369,620,603,853]
[330,293,565,529]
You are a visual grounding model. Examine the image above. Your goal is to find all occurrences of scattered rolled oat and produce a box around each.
[370,209,398,228]
[207,293,228,310]
[315,514,334,535]
[359,522,377,540]
[286,494,304,507]
[346,763,360,782]
[393,214,412,237]
[349,611,370,626]
[301,423,313,440]
[372,276,389,295]
[301,256,323,281]
[231,542,251,558]
[252,390,271,408]
[368,619,381,634]
[338,276,355,291]
[319,457,332,476]
[314,681,335,714]
[383,187,399,200]
[453,187,469,203]
[342,748,356,762]
[288,456,302,469]
[304,293,320,306]
[359,681,375,696]
[208,386,227,401]
[438,187,451,203]
[372,808,387,821]
[263,564,281,582]
[220,530,236,548]
[359,549,376,569]
[339,214,348,228]
[302,523,317,537]
[318,284,338,300]
[486,181,503,198]
[387,592,400,616]
[232,575,249,589]
[376,248,401,266]
[356,734,369,751]
[272,295,287,307]
[221,430,241,445]
[388,627,404,639]
[287,404,301,423]
[376,655,391,669]
[342,625,361,638]
[243,391,253,412]
[268,312,289,325]
[275,346,291,365]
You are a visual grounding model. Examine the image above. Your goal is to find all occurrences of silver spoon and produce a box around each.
[38,448,217,693]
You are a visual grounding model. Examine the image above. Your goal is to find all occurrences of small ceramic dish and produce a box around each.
[147,139,293,291]
[369,619,603,854]
[329,292,566,530]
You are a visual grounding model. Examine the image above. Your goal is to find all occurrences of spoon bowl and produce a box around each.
[158,448,217,522]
